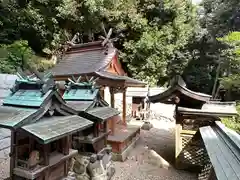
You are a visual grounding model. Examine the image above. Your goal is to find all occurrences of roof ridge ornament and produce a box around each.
[67,32,80,46]
[99,22,115,48]
[65,75,99,94]
[11,67,55,95]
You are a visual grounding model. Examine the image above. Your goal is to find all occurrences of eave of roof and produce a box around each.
[0,106,39,129]
[149,78,211,103]
[86,106,120,122]
[177,105,238,117]
[95,71,147,87]
[22,115,93,144]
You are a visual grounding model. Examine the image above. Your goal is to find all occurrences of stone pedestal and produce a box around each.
[141,121,153,131]
[72,147,115,180]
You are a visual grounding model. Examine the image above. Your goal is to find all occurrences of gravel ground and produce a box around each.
[112,119,198,180]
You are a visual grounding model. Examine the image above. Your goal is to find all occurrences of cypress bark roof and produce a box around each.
[22,115,93,144]
[51,41,116,76]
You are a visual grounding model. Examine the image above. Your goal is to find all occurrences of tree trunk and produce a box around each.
[212,62,221,98]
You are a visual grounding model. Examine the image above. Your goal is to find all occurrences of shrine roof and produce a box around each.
[3,90,53,107]
[149,76,211,103]
[22,115,93,144]
[51,41,116,77]
[95,71,147,87]
[0,106,39,129]
[63,88,98,101]
[126,87,149,97]
[178,101,238,117]
[85,107,120,122]
[66,101,93,111]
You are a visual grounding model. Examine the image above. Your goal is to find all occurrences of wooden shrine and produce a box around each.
[126,87,150,120]
[148,76,238,175]
[175,102,238,178]
[62,75,120,179]
[51,31,146,161]
[0,70,93,180]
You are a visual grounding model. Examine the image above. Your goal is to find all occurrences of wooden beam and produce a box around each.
[122,88,126,125]
[10,130,16,179]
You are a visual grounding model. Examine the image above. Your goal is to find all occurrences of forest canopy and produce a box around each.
[0,0,240,97]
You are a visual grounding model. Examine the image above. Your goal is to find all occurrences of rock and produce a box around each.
[141,121,153,131]
[69,158,75,172]
[143,146,171,169]
[75,173,90,180]
[88,159,107,180]
[73,155,90,175]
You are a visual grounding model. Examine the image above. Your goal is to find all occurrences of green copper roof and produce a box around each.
[63,89,98,101]
[3,90,52,107]
[22,115,93,144]
[0,106,38,129]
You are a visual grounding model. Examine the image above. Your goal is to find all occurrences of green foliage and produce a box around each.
[0,0,197,86]
[0,40,54,74]
[217,32,240,92]
[201,0,240,37]
[113,0,197,85]
[0,0,239,95]
[222,103,240,133]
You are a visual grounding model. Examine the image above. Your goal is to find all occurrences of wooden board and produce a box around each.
[200,126,240,180]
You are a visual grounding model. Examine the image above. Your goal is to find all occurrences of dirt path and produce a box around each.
[112,120,197,180]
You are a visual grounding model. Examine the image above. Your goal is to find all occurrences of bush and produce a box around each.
[222,102,240,133]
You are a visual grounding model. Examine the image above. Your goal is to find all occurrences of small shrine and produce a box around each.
[148,76,238,175]
[0,70,93,180]
[51,30,147,161]
[62,76,120,179]
[126,87,150,120]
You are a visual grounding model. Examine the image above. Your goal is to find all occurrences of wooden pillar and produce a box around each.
[10,130,16,179]
[122,87,127,126]
[110,88,115,108]
[43,144,49,166]
[109,88,116,135]
[63,136,70,155]
[100,86,105,99]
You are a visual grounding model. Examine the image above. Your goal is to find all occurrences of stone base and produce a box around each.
[141,121,153,131]
[107,125,140,162]
[111,135,140,162]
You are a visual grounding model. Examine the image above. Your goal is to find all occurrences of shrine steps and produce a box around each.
[107,124,140,161]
